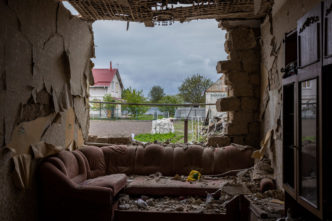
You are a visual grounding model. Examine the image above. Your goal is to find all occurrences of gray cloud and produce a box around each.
[91,19,227,96]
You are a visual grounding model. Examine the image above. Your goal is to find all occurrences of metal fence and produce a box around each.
[89,101,216,143]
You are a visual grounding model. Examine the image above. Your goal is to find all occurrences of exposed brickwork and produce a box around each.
[216,26,261,146]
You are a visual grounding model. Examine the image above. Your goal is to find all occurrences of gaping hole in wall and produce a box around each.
[64,1,230,145]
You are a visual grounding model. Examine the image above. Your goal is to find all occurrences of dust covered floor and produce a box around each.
[118,168,284,218]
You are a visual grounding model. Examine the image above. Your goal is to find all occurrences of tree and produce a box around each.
[102,94,116,118]
[122,87,149,118]
[158,95,183,116]
[178,74,213,103]
[149,86,165,103]
[91,98,102,111]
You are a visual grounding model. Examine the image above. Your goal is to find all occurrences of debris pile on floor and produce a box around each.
[246,190,285,219]
[118,194,228,214]
[118,156,285,219]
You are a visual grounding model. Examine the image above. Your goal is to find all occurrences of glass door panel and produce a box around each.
[283,84,295,188]
[300,78,318,206]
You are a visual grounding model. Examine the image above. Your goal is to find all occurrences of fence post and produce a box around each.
[184,119,188,143]
[99,102,101,118]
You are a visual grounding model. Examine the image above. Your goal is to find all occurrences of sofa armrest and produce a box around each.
[39,161,113,209]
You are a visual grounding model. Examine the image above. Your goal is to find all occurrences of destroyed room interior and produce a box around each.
[0,0,332,220]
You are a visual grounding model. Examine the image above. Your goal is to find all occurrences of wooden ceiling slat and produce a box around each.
[64,0,272,22]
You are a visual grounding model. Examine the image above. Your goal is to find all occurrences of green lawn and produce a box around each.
[134,132,184,143]
[134,120,204,143]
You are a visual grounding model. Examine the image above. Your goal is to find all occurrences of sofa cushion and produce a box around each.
[79,146,106,178]
[81,173,127,196]
[135,145,175,176]
[214,145,254,174]
[102,145,136,174]
[125,176,228,197]
[56,150,87,183]
[173,145,204,175]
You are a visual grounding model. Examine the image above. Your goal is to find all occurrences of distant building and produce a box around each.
[90,61,124,118]
[205,75,228,121]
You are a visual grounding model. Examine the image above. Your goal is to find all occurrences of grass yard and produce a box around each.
[134,120,205,143]
[134,132,184,143]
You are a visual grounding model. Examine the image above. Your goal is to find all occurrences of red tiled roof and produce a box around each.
[92,68,117,86]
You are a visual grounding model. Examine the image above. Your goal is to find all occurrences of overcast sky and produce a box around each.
[63,3,227,96]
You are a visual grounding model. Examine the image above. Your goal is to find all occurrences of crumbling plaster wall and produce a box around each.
[260,0,321,189]
[0,0,94,220]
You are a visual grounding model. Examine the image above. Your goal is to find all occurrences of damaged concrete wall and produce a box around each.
[0,0,94,220]
[259,0,321,189]
[215,22,261,147]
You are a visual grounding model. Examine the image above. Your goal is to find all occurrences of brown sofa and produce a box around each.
[39,144,253,221]
[38,146,127,221]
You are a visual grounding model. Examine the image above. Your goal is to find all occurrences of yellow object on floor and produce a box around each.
[187,170,201,182]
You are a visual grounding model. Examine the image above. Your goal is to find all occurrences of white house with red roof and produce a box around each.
[90,61,124,117]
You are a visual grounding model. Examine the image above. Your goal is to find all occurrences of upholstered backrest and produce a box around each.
[134,144,174,176]
[55,150,87,183]
[213,145,254,173]
[102,145,136,174]
[173,145,204,174]
[102,144,254,176]
[79,146,106,178]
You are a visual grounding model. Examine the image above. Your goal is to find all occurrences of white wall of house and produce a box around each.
[106,75,122,99]
[205,92,227,119]
[89,74,123,118]
[90,86,108,100]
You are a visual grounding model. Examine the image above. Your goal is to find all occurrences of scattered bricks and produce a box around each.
[216,60,242,73]
[225,123,248,135]
[216,96,241,112]
[207,135,231,147]
[228,27,257,50]
[241,97,259,111]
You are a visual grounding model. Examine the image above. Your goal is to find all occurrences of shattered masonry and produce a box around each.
[215,24,261,147]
